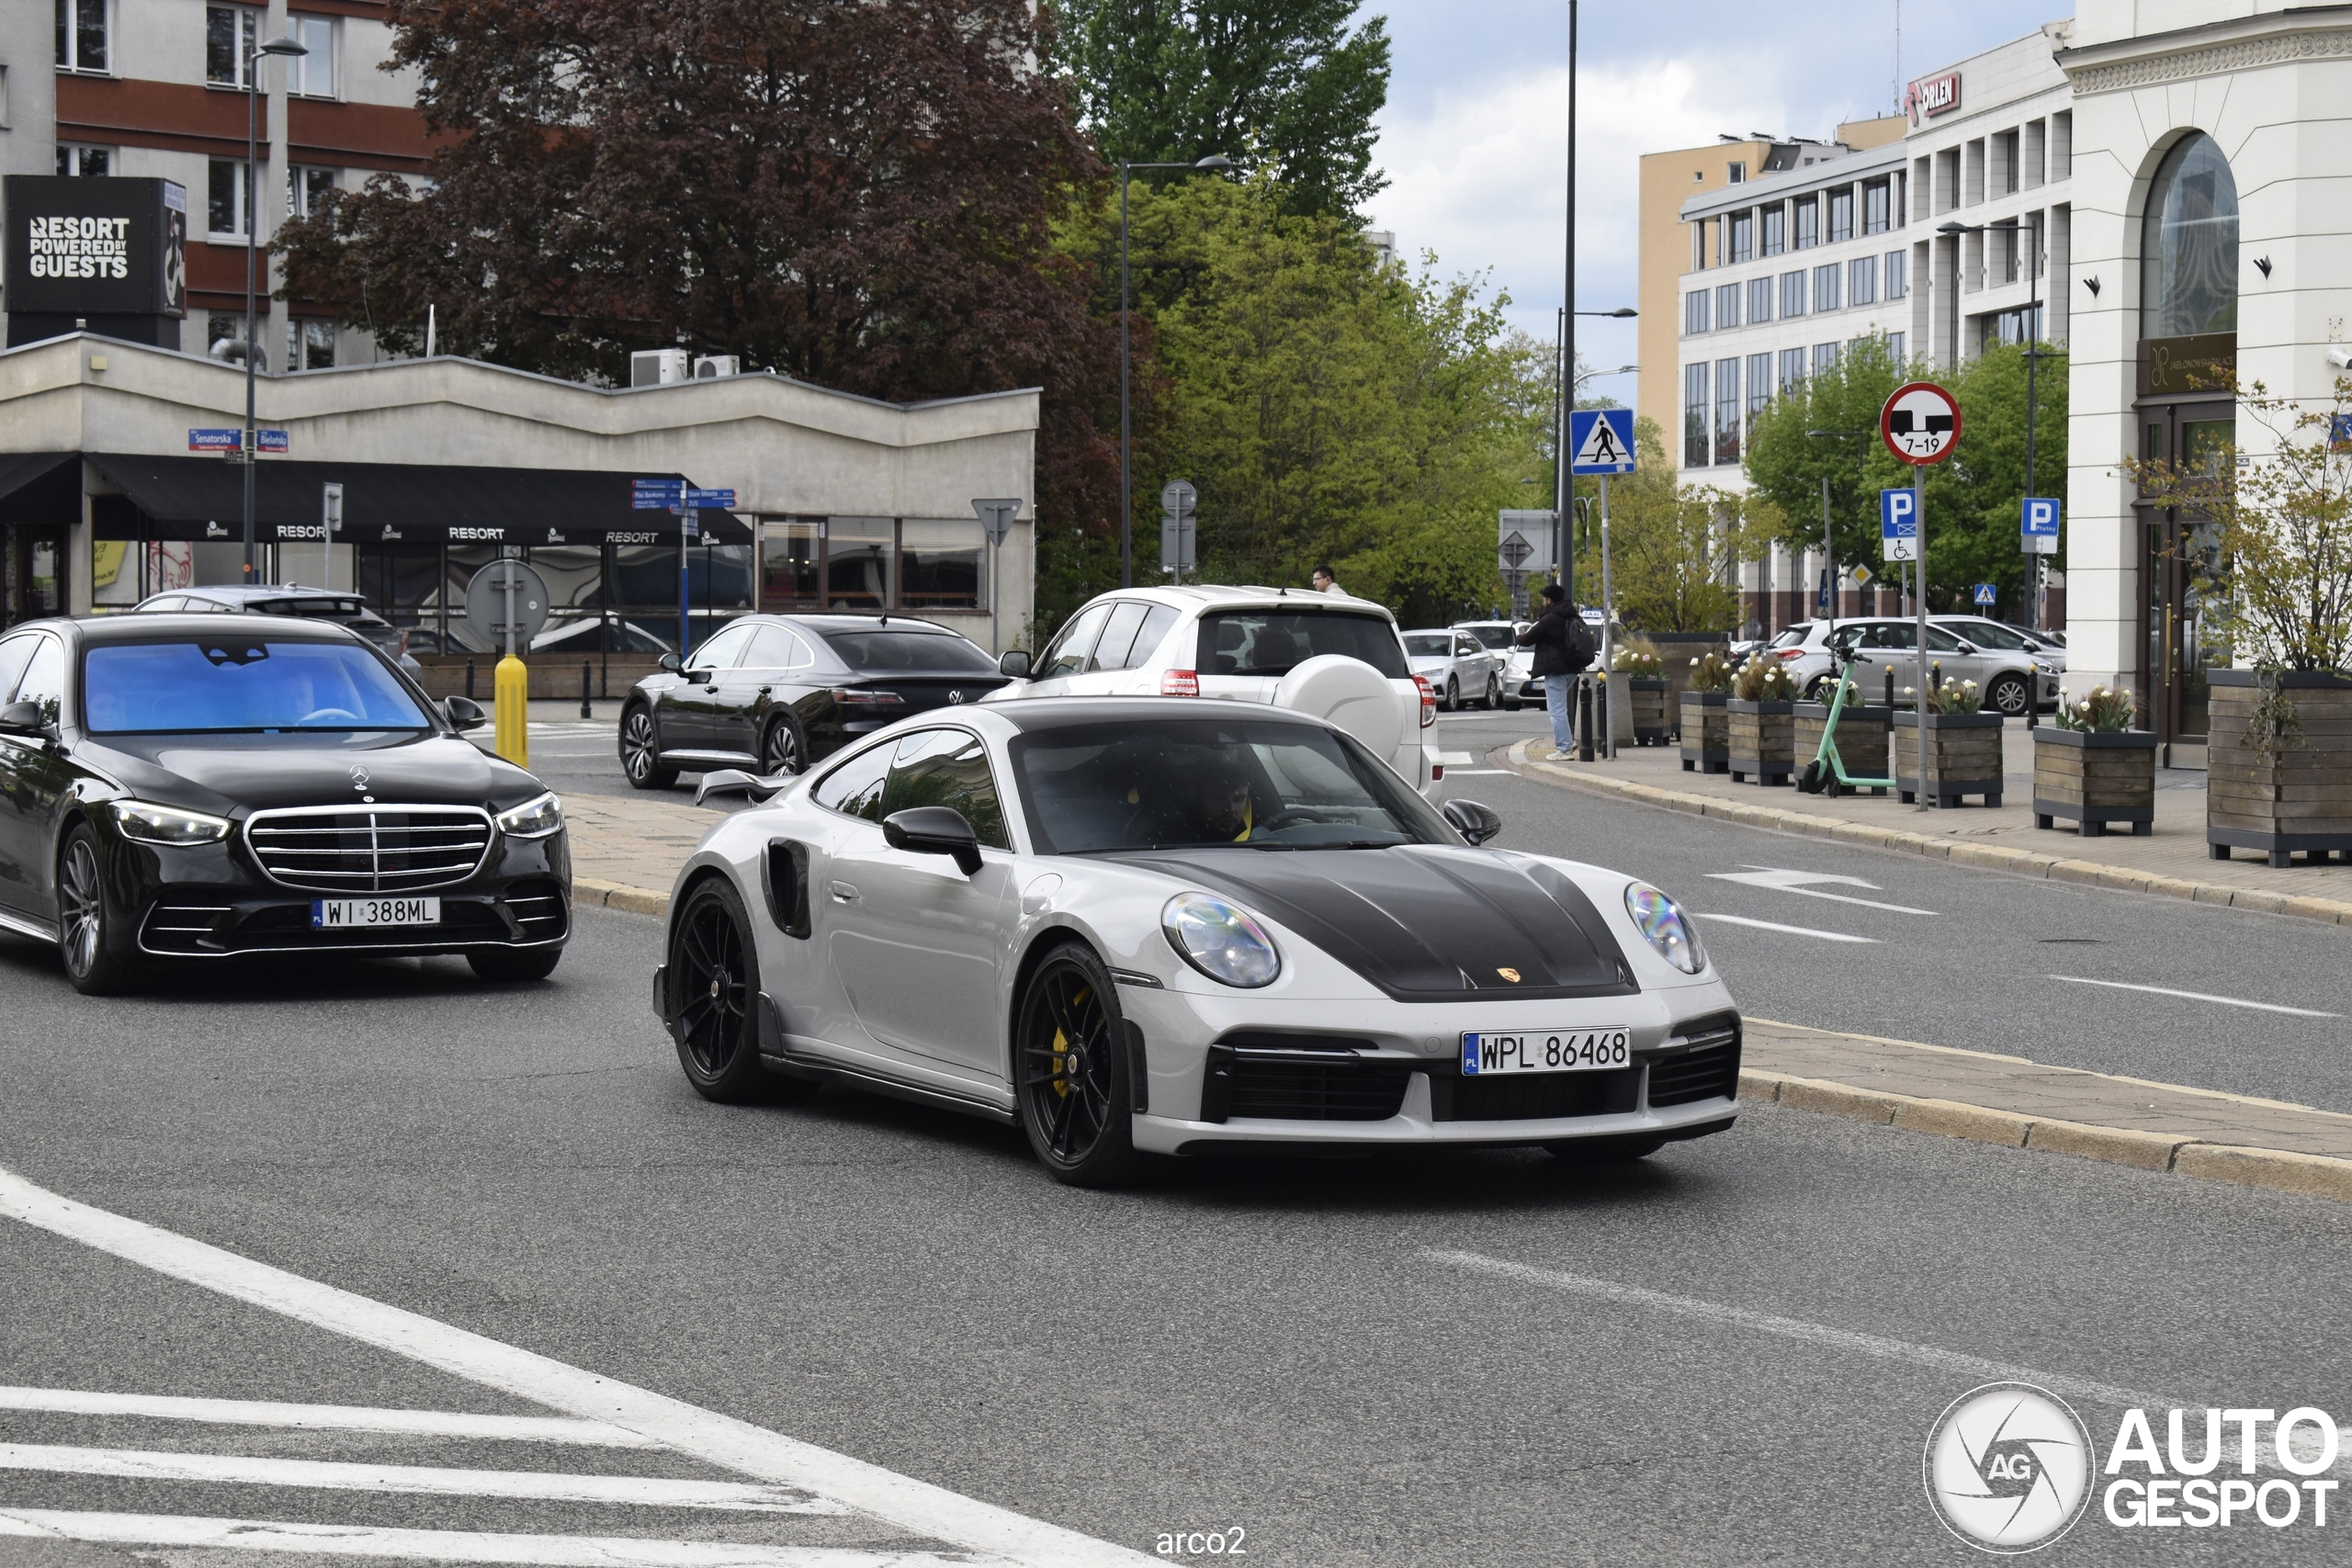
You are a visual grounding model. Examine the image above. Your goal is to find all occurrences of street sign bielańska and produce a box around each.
[1881,381,1962,466]
[1568,409,1636,475]
[1880,489,1918,561]
[2022,497,2061,555]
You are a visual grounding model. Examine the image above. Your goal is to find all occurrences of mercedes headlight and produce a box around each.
[1624,882,1704,975]
[113,800,231,845]
[1161,893,1281,987]
[495,792,565,839]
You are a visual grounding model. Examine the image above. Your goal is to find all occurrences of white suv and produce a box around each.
[987,585,1442,798]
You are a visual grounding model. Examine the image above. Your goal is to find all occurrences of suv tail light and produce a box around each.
[1773,648,1804,660]
[1160,669,1200,697]
[1413,675,1437,728]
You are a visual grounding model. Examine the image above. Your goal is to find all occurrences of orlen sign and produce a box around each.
[1906,72,1962,125]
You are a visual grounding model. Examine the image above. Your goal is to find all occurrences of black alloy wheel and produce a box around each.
[58,827,140,996]
[1986,673,2031,718]
[760,713,807,777]
[668,878,808,1103]
[621,705,679,790]
[1015,943,1150,1188]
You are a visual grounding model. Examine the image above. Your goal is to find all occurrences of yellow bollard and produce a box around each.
[495,655,529,768]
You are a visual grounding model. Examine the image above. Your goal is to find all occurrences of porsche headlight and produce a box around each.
[1624,882,1704,975]
[1161,893,1281,987]
[112,800,231,845]
[495,792,565,839]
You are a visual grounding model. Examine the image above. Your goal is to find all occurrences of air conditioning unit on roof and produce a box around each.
[693,355,740,379]
[630,348,689,388]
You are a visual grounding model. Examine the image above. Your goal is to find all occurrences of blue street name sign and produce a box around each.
[1973,583,1997,606]
[684,488,736,509]
[189,428,241,452]
[2021,496,2060,556]
[1880,488,1918,561]
[1568,408,1636,476]
[632,478,684,509]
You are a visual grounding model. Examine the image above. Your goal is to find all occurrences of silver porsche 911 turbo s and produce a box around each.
[653,697,1741,1186]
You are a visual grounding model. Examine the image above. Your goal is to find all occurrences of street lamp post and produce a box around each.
[242,29,308,583]
[1120,154,1232,589]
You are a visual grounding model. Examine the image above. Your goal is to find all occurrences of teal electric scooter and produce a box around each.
[1794,649,1895,797]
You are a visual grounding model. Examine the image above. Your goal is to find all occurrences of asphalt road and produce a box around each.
[4,905,2349,1565]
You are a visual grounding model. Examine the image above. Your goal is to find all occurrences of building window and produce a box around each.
[1728,211,1753,264]
[1715,282,1740,332]
[1887,332,1906,365]
[826,516,895,610]
[1884,250,1907,300]
[2141,131,2238,342]
[1863,179,1891,236]
[56,0,109,73]
[1794,197,1818,250]
[1849,254,1877,307]
[1746,353,1770,429]
[287,14,335,98]
[288,164,337,220]
[1684,289,1710,335]
[207,312,265,369]
[1828,187,1855,243]
[56,144,112,176]
[1778,347,1805,396]
[207,5,257,87]
[1714,358,1741,465]
[1727,162,1747,184]
[1982,305,2045,350]
[1814,342,1840,376]
[1683,362,1710,467]
[208,158,256,238]
[1813,262,1840,312]
[1781,269,1806,318]
[287,318,336,371]
[1748,276,1773,325]
[1761,206,1785,256]
[900,519,987,610]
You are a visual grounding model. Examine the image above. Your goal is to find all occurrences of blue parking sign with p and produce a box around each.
[2022,496,2060,555]
[1880,488,1918,561]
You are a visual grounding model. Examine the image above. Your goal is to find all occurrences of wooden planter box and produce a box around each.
[1629,679,1669,746]
[1893,711,2006,807]
[1726,698,1797,785]
[1680,691,1728,773]
[2033,728,2156,837]
[1794,701,1892,796]
[2208,669,2352,867]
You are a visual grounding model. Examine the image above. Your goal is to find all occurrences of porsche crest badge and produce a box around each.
[1496,967,1521,983]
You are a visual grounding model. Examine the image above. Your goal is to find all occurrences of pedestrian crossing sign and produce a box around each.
[1568,408,1636,475]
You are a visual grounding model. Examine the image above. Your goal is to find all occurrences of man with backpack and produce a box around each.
[1517,581,1597,760]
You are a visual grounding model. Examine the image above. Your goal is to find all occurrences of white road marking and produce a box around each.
[1424,1249,2174,1410]
[0,1387,656,1447]
[0,1165,1155,1568]
[2046,975,2341,1019]
[0,1510,961,1565]
[1706,867,1936,916]
[1444,769,1510,775]
[1687,911,1877,943]
[0,1443,842,1513]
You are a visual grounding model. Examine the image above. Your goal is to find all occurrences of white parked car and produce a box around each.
[669,699,1742,1186]
[1403,627,1505,711]
[985,585,1441,799]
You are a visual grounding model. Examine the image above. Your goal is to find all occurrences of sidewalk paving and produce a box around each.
[562,793,720,915]
[1497,728,2352,925]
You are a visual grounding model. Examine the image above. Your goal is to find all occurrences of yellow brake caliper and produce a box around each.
[1051,986,1093,1099]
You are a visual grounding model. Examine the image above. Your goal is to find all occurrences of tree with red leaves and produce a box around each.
[277,0,1124,538]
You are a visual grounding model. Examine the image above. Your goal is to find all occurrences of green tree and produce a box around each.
[1055,0,1390,217]
[1600,420,1778,631]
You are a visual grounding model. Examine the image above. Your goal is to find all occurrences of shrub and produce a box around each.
[2055,684,2134,733]
[1613,643,1663,679]
[1732,656,1798,702]
[1688,651,1734,694]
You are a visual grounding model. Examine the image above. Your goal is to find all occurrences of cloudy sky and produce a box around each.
[1365,0,2070,395]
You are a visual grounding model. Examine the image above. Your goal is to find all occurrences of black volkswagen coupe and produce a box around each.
[0,614,570,994]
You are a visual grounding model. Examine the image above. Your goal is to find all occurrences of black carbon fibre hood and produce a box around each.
[1133,846,1637,1002]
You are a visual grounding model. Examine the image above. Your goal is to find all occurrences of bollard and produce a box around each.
[466,658,477,701]
[1576,678,1596,762]
[580,660,592,720]
[495,656,529,767]
[1883,666,1894,709]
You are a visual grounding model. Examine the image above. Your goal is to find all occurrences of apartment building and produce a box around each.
[6,0,426,367]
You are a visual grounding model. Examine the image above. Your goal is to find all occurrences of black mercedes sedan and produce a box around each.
[0,614,570,994]
[617,614,1008,788]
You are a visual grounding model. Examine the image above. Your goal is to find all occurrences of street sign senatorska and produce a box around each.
[1881,381,1962,466]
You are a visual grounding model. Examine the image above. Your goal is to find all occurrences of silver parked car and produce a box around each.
[1930,615,2066,682]
[666,698,1742,1187]
[1403,627,1505,711]
[1454,620,1531,710]
[1761,618,2057,716]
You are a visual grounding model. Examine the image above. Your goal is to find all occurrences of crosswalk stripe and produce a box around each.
[0,1387,658,1447]
[0,1443,843,1513]
[0,1509,965,1565]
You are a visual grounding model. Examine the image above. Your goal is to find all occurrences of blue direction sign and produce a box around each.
[1568,408,1636,475]
[2021,496,2060,556]
[1880,488,1918,562]
[684,488,736,509]
[189,428,242,452]
[1973,583,1997,606]
[632,479,684,510]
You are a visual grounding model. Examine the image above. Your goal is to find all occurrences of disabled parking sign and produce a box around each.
[1881,488,1918,562]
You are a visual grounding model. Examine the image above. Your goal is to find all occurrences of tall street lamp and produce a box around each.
[1119,153,1232,589]
[242,29,308,582]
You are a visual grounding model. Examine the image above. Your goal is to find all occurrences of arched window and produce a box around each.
[2140,132,2239,341]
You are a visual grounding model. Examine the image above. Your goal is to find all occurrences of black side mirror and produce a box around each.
[658,652,683,674]
[1442,798,1501,846]
[442,695,487,732]
[0,699,46,737]
[998,649,1033,679]
[695,768,793,807]
[883,806,983,874]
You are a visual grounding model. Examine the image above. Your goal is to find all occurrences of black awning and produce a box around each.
[0,452,80,524]
[83,455,754,546]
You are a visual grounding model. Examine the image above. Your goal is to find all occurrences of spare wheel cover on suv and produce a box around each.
[1273,655,1404,760]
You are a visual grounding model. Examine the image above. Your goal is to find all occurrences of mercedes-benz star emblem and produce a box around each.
[349,765,371,791]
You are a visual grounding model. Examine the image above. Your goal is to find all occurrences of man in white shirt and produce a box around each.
[1310,565,1344,597]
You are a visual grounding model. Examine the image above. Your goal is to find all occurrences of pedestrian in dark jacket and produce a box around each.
[1517,582,1593,759]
